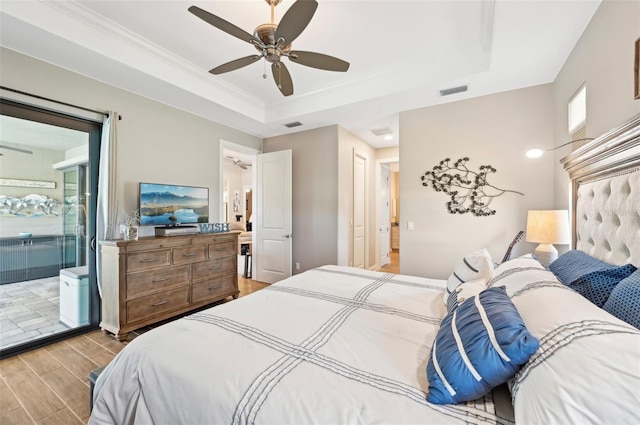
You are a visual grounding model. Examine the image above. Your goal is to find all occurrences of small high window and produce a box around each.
[568,84,587,136]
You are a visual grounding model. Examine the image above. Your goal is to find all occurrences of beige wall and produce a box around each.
[264,126,340,273]
[552,0,640,209]
[399,84,555,278]
[0,47,262,238]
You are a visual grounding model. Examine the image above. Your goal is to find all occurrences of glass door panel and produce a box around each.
[0,100,101,357]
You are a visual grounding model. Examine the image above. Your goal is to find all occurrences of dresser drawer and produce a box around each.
[126,265,190,299]
[173,245,207,265]
[192,256,236,280]
[208,241,236,259]
[124,238,189,253]
[191,275,235,304]
[126,249,171,273]
[126,286,190,324]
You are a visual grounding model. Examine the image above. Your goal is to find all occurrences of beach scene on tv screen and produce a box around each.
[140,183,208,226]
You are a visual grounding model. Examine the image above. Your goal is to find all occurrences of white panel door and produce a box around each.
[353,153,366,268]
[379,165,390,267]
[256,150,292,284]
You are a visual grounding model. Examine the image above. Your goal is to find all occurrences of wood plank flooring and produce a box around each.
[0,276,268,425]
[381,249,400,274]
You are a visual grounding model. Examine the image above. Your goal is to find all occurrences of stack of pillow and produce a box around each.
[427,248,539,405]
[425,248,640,425]
[548,249,638,328]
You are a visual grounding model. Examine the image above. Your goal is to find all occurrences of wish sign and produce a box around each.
[199,223,230,234]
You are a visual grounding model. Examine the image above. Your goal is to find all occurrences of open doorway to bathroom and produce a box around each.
[0,99,101,357]
[378,159,399,274]
[221,142,258,280]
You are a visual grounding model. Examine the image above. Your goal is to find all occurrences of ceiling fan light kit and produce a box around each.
[189,0,350,97]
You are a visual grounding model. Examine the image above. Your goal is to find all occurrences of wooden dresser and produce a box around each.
[99,232,239,340]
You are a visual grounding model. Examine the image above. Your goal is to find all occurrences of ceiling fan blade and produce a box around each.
[272,62,294,96]
[289,50,350,72]
[209,55,262,75]
[188,5,262,46]
[0,144,33,155]
[275,0,318,46]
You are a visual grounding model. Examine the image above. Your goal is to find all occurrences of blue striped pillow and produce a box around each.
[426,286,539,405]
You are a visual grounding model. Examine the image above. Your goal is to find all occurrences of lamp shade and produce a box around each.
[526,210,570,244]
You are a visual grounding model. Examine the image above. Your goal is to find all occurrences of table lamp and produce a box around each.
[526,210,570,267]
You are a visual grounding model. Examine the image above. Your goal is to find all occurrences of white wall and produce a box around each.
[552,0,640,210]
[0,48,262,238]
[400,84,555,278]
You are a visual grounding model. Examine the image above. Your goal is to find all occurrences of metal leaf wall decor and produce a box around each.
[421,157,523,217]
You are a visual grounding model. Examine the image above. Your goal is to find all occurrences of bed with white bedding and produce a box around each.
[90,114,640,424]
[90,266,516,424]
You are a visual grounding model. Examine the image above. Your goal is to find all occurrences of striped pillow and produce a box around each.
[444,248,494,304]
[426,286,539,405]
[446,279,486,313]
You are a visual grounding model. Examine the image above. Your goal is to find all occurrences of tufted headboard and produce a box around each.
[562,114,640,267]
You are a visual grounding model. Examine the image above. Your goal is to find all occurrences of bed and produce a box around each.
[89,114,640,425]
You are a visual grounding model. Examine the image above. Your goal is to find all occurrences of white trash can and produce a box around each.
[59,265,89,327]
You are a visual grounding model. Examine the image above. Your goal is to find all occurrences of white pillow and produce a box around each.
[444,248,494,304]
[492,255,640,424]
[445,278,486,313]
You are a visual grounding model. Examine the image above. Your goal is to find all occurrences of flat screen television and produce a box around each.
[139,182,209,226]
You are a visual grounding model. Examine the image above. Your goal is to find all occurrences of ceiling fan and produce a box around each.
[188,0,350,97]
[0,144,34,156]
[225,156,252,170]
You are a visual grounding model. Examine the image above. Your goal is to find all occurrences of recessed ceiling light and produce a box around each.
[384,134,393,141]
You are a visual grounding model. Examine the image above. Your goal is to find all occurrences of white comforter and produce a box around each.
[89,266,510,424]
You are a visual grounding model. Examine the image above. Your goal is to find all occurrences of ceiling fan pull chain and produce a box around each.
[263,60,267,79]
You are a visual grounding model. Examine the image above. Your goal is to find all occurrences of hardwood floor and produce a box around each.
[0,276,268,425]
[381,249,400,274]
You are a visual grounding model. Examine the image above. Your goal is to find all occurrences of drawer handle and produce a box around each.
[215,247,227,252]
[209,265,222,271]
[153,277,169,283]
[208,285,221,291]
[140,258,159,263]
[183,253,199,257]
[152,300,169,307]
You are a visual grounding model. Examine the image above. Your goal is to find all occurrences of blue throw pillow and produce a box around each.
[603,270,640,329]
[549,250,617,284]
[550,250,637,307]
[426,286,539,405]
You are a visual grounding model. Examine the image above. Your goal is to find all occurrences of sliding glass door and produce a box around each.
[0,99,101,357]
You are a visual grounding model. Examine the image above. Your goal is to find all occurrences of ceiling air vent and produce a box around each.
[284,121,303,128]
[439,85,468,97]
[371,127,393,136]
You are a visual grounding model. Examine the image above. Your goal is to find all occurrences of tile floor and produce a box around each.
[0,277,70,350]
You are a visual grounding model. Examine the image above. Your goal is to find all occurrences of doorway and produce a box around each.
[220,141,258,279]
[0,99,101,357]
[376,157,399,273]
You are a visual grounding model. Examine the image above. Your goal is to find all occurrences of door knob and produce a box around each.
[283,234,292,239]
